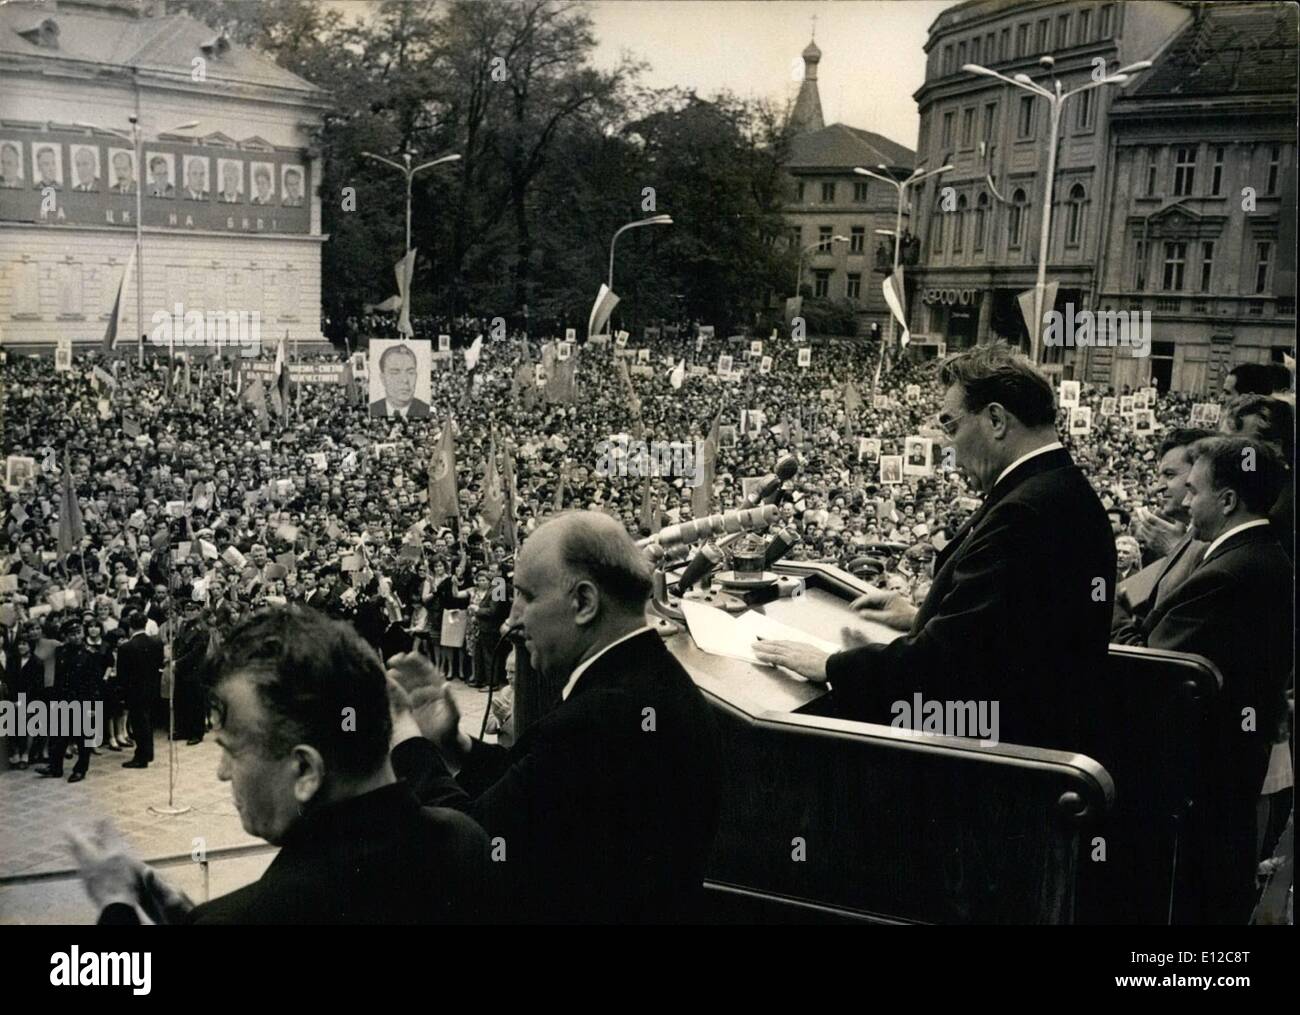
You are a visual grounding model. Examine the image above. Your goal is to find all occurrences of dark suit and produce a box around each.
[1136,523,1293,923]
[117,632,163,763]
[369,397,430,419]
[99,783,488,924]
[45,645,104,777]
[825,447,1116,750]
[392,629,721,923]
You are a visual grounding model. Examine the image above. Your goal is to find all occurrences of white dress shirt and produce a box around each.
[993,441,1065,491]
[1201,518,1271,562]
[560,624,655,701]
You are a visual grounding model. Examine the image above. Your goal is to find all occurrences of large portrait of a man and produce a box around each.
[108,149,135,194]
[145,152,174,198]
[32,143,62,190]
[281,165,305,207]
[368,340,431,418]
[0,141,23,188]
[182,155,210,201]
[70,145,101,192]
[217,159,244,203]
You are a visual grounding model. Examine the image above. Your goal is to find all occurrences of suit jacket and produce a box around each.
[826,447,1116,750]
[369,397,431,419]
[1136,524,1293,921]
[1112,532,1205,639]
[392,630,721,923]
[54,644,104,701]
[100,784,488,924]
[117,632,164,702]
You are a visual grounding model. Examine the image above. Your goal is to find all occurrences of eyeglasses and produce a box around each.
[934,409,969,436]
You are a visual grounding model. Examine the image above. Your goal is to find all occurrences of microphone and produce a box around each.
[674,543,724,595]
[745,455,799,506]
[641,504,778,548]
[762,527,800,569]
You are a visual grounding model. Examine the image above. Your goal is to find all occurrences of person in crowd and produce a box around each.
[69,606,489,923]
[388,511,721,923]
[116,611,163,769]
[37,618,101,783]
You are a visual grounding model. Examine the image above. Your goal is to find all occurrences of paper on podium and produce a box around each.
[681,600,839,667]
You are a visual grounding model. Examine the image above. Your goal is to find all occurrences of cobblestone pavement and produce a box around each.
[0,682,494,923]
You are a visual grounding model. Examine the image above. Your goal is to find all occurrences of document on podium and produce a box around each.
[681,600,839,667]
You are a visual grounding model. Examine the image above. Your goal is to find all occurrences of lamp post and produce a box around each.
[76,118,199,366]
[795,234,849,298]
[360,150,461,253]
[854,162,952,369]
[609,215,673,291]
[961,58,1152,362]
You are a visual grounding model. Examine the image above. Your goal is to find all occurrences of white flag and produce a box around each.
[395,249,417,337]
[882,267,909,348]
[669,358,685,390]
[464,334,484,371]
[587,284,620,338]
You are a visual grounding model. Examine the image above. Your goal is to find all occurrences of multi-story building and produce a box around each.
[782,37,916,336]
[908,0,1192,361]
[1093,2,1296,392]
[0,0,329,352]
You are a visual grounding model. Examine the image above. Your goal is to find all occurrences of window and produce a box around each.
[1145,149,1159,196]
[974,192,988,251]
[788,226,801,249]
[846,273,862,300]
[982,102,998,145]
[850,226,865,253]
[1008,189,1026,247]
[941,111,955,148]
[1017,95,1036,139]
[1156,297,1181,313]
[1267,145,1280,195]
[1078,8,1092,41]
[970,38,980,64]
[942,45,954,75]
[1278,297,1295,316]
[1000,27,1011,60]
[957,41,966,68]
[813,269,831,298]
[1036,19,1049,52]
[1199,241,1214,292]
[817,225,833,252]
[1099,4,1114,37]
[952,194,967,253]
[1210,146,1224,196]
[1134,240,1147,290]
[985,32,996,62]
[796,180,805,203]
[853,181,869,202]
[1249,300,1264,316]
[1255,241,1272,293]
[961,107,975,147]
[932,195,946,250]
[821,181,836,203]
[1066,184,1086,246]
[1075,88,1094,130]
[1172,146,1196,196]
[1016,23,1029,57]
[1056,13,1071,49]
[1162,241,1186,291]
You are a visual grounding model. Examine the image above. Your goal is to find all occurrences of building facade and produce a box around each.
[0,0,329,353]
[908,0,1191,366]
[782,38,916,336]
[1093,2,1297,393]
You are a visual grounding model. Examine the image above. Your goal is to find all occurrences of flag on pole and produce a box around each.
[274,332,290,421]
[691,412,720,520]
[882,267,909,348]
[241,377,270,432]
[587,283,620,339]
[669,358,686,390]
[639,472,658,534]
[57,452,85,559]
[464,334,484,371]
[843,380,863,414]
[480,440,505,535]
[427,417,459,523]
[102,246,136,352]
[395,249,417,338]
[501,444,518,549]
[553,458,568,513]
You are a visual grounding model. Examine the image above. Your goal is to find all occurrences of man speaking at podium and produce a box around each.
[755,343,1115,750]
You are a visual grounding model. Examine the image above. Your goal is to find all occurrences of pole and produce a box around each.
[874,180,904,395]
[149,546,190,816]
[133,121,145,369]
[1031,86,1062,365]
[404,152,413,255]
[608,232,618,292]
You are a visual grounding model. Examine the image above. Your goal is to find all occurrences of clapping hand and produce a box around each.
[66,819,194,923]
[385,652,466,759]
[1134,507,1184,558]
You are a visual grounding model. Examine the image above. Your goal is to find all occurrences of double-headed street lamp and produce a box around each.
[961,57,1152,362]
[796,235,849,297]
[360,149,462,254]
[609,215,673,291]
[854,162,952,362]
[75,117,200,365]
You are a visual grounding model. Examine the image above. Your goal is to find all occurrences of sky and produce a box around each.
[586,0,950,149]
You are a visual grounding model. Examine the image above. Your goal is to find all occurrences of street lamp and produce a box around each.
[796,235,849,297]
[961,58,1152,361]
[360,150,461,253]
[609,215,673,291]
[855,162,951,389]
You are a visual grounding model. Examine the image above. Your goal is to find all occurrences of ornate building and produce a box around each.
[0,0,329,351]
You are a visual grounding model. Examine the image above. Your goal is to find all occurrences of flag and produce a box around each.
[57,452,85,559]
[882,267,909,348]
[274,333,290,420]
[427,418,459,523]
[501,445,518,549]
[464,334,484,371]
[342,360,359,405]
[123,417,141,439]
[102,246,136,352]
[553,458,568,513]
[669,358,685,390]
[395,249,417,337]
[241,377,270,432]
[481,441,505,534]
[844,380,863,414]
[692,412,720,520]
[639,472,657,534]
[587,283,620,338]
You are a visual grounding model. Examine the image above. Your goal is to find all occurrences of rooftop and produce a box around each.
[786,122,915,172]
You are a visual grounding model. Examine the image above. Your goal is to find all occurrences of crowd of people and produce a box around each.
[0,326,1293,923]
